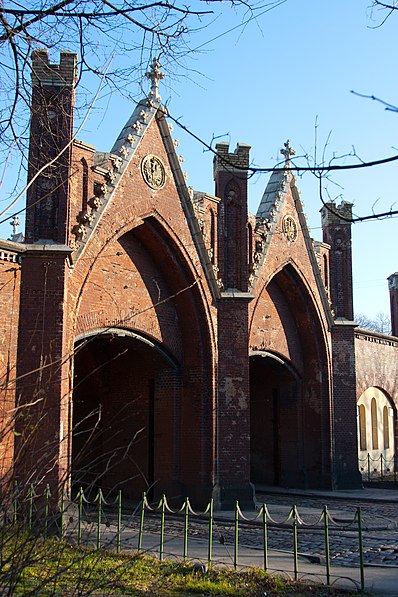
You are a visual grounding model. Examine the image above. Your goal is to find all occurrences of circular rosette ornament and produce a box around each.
[282,215,298,242]
[141,154,166,189]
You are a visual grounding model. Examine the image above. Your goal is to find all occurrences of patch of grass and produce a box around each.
[0,530,361,596]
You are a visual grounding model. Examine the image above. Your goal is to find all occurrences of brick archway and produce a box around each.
[249,264,332,489]
[72,219,216,503]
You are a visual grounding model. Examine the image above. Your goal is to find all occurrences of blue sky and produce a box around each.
[1,0,397,319]
[89,0,398,319]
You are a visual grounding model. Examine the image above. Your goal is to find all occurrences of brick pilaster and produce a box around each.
[15,246,72,498]
[330,321,362,489]
[213,143,254,508]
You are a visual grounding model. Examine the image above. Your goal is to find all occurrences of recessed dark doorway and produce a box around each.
[72,330,178,500]
[250,353,300,487]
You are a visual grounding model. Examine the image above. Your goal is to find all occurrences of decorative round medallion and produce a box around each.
[141,154,166,189]
[282,215,298,242]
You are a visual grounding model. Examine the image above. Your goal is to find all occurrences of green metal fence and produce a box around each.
[9,485,366,591]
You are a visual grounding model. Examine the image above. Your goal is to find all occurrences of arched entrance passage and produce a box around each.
[72,328,180,500]
[250,352,300,487]
[249,264,331,489]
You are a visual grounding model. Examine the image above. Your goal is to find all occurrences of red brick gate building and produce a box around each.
[1,51,397,508]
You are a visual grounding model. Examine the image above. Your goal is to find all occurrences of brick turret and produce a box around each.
[321,201,361,489]
[388,273,398,336]
[214,142,250,292]
[25,50,77,243]
[14,51,76,497]
[321,201,354,320]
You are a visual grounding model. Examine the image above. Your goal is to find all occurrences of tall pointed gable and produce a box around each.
[249,141,294,287]
[70,59,163,260]
[250,141,333,326]
[69,58,219,295]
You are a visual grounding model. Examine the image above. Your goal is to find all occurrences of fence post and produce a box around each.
[183,498,189,561]
[357,507,365,592]
[137,493,145,554]
[380,453,384,480]
[77,487,83,546]
[60,485,65,540]
[292,505,299,581]
[323,505,331,585]
[207,497,213,568]
[234,500,239,570]
[262,504,268,572]
[13,481,18,525]
[395,454,397,483]
[28,484,33,531]
[159,494,165,562]
[96,488,102,550]
[44,484,50,538]
[367,453,371,481]
[116,489,122,554]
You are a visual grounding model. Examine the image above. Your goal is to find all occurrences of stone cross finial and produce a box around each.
[280,139,296,163]
[11,214,20,236]
[146,57,165,101]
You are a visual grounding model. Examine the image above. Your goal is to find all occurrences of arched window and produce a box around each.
[371,398,378,450]
[224,183,241,289]
[81,158,89,212]
[247,223,253,268]
[383,406,390,449]
[359,404,367,451]
[323,254,328,289]
[210,209,216,265]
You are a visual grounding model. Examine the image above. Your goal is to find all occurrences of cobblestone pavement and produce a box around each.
[253,491,398,568]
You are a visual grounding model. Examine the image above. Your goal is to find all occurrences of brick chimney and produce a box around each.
[25,50,77,244]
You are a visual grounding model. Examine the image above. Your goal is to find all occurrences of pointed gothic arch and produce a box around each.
[72,216,216,503]
[249,263,331,489]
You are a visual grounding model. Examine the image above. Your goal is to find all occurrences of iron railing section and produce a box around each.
[6,484,368,592]
[358,453,397,482]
